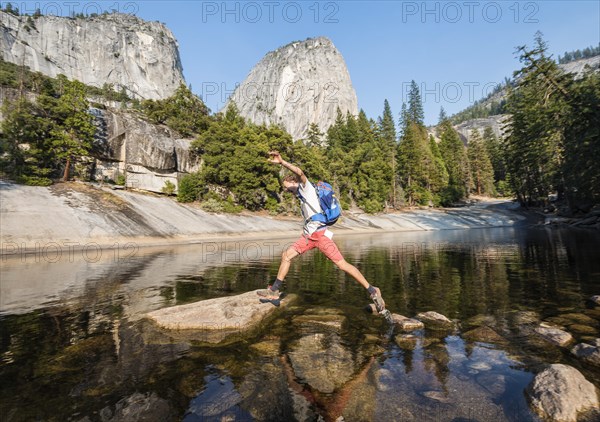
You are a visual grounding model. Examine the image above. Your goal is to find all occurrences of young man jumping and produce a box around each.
[257,151,386,311]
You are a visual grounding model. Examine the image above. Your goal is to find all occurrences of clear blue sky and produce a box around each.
[16,1,600,126]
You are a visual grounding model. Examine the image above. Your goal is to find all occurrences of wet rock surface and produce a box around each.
[534,323,574,347]
[392,314,425,331]
[571,341,600,367]
[416,311,455,330]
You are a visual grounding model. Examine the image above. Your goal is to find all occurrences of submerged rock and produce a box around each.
[292,308,346,331]
[145,290,295,344]
[526,364,599,422]
[534,323,574,347]
[462,326,508,345]
[421,390,451,403]
[462,314,497,329]
[287,332,355,394]
[101,392,172,422]
[568,324,598,336]
[571,342,600,367]
[512,310,540,326]
[560,313,598,326]
[416,311,455,330]
[395,334,418,350]
[476,373,506,396]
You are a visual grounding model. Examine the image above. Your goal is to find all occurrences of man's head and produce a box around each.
[282,173,300,193]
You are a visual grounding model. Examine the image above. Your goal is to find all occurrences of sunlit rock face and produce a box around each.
[223,36,358,141]
[1,11,185,100]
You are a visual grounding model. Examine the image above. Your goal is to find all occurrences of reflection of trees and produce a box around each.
[422,337,451,393]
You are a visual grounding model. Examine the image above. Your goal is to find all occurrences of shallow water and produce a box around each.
[1,226,600,421]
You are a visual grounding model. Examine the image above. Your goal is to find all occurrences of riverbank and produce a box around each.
[1,180,532,254]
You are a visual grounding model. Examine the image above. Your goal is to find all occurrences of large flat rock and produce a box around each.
[145,290,294,343]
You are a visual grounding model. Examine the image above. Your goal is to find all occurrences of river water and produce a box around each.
[1,226,599,421]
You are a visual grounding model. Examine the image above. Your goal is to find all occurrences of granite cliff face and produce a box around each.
[0,11,185,100]
[223,37,358,140]
[91,108,199,193]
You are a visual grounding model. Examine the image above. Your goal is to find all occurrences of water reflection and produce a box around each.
[1,227,599,420]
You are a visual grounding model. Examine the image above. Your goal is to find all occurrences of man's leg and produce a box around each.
[333,259,369,289]
[317,235,386,309]
[258,236,310,298]
[277,247,300,281]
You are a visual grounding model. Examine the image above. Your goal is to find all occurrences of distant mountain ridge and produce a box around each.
[449,55,600,127]
[436,54,600,144]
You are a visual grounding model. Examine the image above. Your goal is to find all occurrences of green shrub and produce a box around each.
[16,175,53,186]
[177,172,205,203]
[161,180,176,195]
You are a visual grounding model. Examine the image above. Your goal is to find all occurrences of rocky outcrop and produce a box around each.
[145,290,296,344]
[526,364,599,422]
[1,11,184,100]
[560,55,600,79]
[91,108,199,193]
[453,114,509,145]
[223,36,358,140]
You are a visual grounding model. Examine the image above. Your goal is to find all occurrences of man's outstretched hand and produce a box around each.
[268,151,283,165]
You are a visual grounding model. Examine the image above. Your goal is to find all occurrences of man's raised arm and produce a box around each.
[268,151,308,185]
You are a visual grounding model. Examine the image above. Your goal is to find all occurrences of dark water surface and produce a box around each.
[1,227,600,421]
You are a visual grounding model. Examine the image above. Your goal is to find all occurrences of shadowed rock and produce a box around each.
[526,364,599,422]
[534,323,574,347]
[571,342,600,367]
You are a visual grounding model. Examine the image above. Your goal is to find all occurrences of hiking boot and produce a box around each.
[256,286,280,299]
[370,286,386,313]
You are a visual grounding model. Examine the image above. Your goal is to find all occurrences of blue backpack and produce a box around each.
[299,181,341,226]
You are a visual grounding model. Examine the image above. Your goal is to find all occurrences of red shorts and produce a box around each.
[292,230,344,262]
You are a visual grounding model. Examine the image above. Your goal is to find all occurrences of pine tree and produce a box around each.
[438,120,470,204]
[504,32,569,206]
[560,64,600,204]
[0,98,54,184]
[482,126,506,183]
[378,99,397,146]
[397,120,434,206]
[407,80,424,125]
[428,135,449,203]
[378,99,398,207]
[467,130,495,196]
[438,107,448,125]
[50,78,95,181]
[306,122,323,147]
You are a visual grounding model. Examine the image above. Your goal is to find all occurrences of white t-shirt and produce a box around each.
[298,180,325,235]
